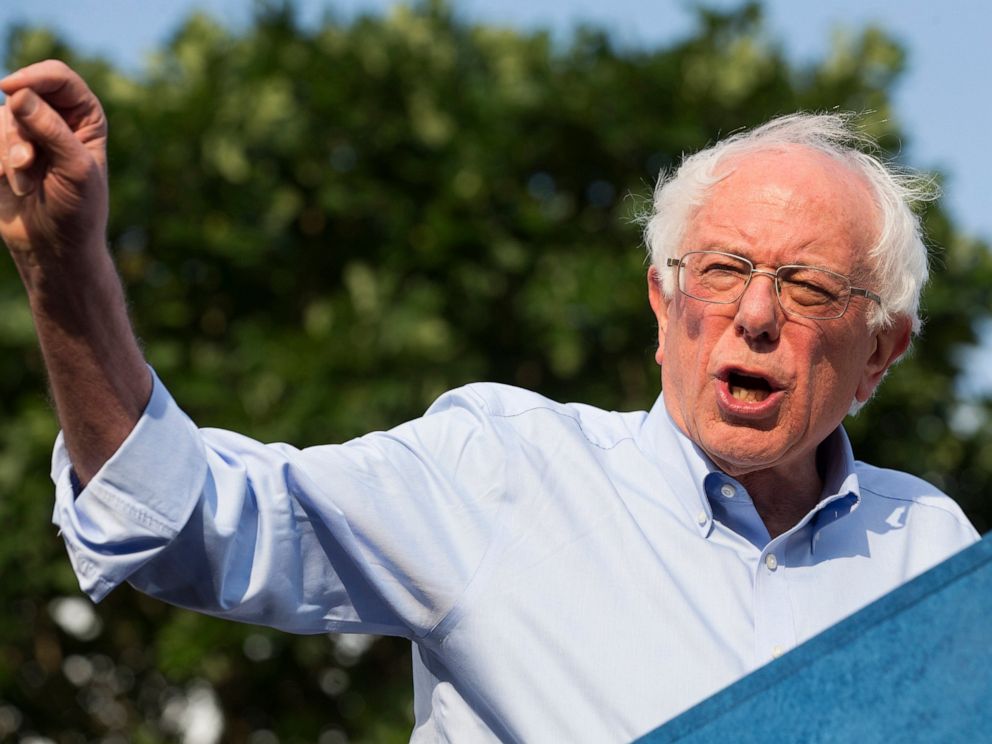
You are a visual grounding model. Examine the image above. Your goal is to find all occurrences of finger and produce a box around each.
[1,60,99,112]
[0,60,107,145]
[2,104,38,168]
[7,88,88,182]
[6,143,37,197]
[1,103,37,167]
[0,60,87,101]
[9,141,34,169]
[0,106,35,196]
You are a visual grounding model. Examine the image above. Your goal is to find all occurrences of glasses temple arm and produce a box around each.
[850,287,882,305]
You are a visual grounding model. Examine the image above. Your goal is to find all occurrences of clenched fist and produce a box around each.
[0,59,109,269]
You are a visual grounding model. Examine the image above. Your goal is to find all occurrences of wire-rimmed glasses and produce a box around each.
[666,250,881,321]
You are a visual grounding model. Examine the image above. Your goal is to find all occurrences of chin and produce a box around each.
[699,427,788,473]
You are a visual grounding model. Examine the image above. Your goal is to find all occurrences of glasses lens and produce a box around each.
[777,266,850,319]
[679,252,751,303]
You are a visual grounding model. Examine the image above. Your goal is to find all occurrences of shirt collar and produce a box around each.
[809,425,862,552]
[639,393,862,544]
[639,394,721,538]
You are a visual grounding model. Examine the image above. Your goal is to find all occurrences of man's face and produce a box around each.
[648,147,910,481]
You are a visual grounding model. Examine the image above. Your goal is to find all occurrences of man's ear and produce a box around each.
[856,316,912,402]
[647,266,670,366]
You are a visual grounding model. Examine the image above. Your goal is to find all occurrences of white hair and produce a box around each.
[643,112,937,334]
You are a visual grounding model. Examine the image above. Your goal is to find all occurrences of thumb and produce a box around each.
[8,88,94,175]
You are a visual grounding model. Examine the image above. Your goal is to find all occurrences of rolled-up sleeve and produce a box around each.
[52,370,208,602]
[51,370,507,639]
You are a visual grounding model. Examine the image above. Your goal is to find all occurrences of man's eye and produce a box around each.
[701,262,747,275]
[785,280,837,305]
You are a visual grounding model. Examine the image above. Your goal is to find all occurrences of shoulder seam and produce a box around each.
[493,403,634,452]
[860,485,969,523]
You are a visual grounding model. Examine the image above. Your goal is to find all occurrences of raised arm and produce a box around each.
[1,62,507,638]
[0,60,150,484]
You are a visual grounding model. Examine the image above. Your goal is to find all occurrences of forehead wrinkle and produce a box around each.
[687,148,879,275]
[692,207,821,262]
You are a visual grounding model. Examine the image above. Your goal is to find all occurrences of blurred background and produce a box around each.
[0,1,989,741]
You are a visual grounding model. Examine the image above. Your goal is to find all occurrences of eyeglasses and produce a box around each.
[666,251,882,321]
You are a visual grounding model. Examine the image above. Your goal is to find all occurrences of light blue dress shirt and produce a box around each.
[51,371,979,742]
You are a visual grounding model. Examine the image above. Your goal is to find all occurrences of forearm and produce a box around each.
[16,240,150,484]
[0,62,148,483]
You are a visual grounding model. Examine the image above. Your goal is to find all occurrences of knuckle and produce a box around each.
[46,59,71,75]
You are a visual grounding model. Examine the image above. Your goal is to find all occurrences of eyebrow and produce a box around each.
[697,247,858,276]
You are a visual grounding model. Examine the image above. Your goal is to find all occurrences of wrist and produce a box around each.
[14,235,114,306]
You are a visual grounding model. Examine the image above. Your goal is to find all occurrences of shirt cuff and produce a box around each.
[50,367,207,601]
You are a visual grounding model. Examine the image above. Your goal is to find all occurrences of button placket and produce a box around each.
[753,542,794,666]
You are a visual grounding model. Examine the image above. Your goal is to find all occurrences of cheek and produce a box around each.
[665,310,723,393]
[677,296,706,342]
[802,333,866,415]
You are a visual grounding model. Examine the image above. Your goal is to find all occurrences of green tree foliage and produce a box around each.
[1,2,989,741]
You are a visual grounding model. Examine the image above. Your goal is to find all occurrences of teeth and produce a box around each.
[730,386,770,403]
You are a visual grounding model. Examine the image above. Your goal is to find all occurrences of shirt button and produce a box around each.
[696,511,708,526]
[772,645,784,659]
[765,553,778,571]
[720,484,736,498]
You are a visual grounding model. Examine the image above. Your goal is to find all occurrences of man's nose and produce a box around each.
[734,271,783,342]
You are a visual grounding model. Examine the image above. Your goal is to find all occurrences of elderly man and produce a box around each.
[0,61,978,741]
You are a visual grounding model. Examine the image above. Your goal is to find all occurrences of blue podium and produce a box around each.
[637,532,992,743]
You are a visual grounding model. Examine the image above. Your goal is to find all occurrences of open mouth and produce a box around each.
[727,371,773,403]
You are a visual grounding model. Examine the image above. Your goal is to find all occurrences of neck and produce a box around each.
[736,461,823,539]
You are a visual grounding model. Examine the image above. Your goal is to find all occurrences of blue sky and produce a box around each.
[1,0,988,245]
